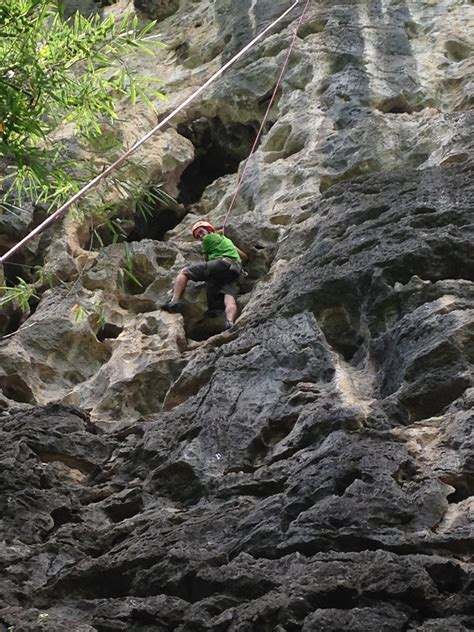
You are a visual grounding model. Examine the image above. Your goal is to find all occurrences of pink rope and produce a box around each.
[0,0,302,265]
[222,0,311,233]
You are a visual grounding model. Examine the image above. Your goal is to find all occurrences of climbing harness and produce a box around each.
[222,0,311,233]
[0,0,306,266]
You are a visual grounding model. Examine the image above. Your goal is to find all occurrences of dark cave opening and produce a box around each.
[0,305,24,338]
[376,96,415,114]
[403,377,470,422]
[51,506,73,528]
[89,117,258,248]
[91,190,187,249]
[185,312,229,342]
[446,476,474,504]
[334,470,363,496]
[2,255,40,287]
[176,116,258,205]
[96,323,124,342]
[126,187,187,242]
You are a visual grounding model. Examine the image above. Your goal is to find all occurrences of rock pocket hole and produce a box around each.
[402,376,470,422]
[51,506,73,528]
[0,263,43,337]
[308,586,357,610]
[260,414,299,450]
[376,96,414,114]
[0,306,24,338]
[319,160,380,193]
[62,0,119,17]
[38,451,95,474]
[2,259,36,286]
[118,295,157,313]
[300,18,328,38]
[0,375,35,404]
[446,476,474,504]
[247,435,269,466]
[334,470,362,496]
[316,304,363,361]
[64,371,85,385]
[151,461,203,504]
[104,494,143,522]
[185,316,227,342]
[425,562,467,593]
[96,323,123,342]
[445,40,472,62]
[404,20,419,39]
[119,254,156,295]
[60,568,134,599]
[134,0,179,20]
[392,460,419,486]
[155,250,178,269]
[1,202,48,283]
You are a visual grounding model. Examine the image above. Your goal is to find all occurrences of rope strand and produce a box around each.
[222,0,310,233]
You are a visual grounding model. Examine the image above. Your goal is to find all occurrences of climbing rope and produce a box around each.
[0,0,303,266]
[222,0,311,233]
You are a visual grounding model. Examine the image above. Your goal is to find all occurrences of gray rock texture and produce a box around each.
[0,0,473,630]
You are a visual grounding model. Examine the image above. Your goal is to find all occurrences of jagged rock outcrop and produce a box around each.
[0,0,473,630]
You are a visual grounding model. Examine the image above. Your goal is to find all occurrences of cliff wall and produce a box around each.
[0,0,473,630]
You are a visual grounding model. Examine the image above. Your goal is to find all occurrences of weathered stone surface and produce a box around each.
[134,0,179,20]
[0,0,473,629]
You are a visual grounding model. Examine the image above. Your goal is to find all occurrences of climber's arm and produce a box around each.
[236,246,248,262]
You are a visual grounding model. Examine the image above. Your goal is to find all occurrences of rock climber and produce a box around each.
[161,220,248,330]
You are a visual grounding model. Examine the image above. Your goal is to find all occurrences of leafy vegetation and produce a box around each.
[0,0,168,313]
[0,276,38,310]
[0,0,165,211]
[119,243,143,291]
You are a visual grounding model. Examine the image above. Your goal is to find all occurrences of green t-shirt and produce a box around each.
[201,233,241,261]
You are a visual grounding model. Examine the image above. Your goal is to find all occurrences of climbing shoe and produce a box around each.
[161,301,183,313]
[224,319,234,330]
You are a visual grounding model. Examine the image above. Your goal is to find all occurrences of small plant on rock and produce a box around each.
[70,302,90,322]
[0,276,38,311]
[119,244,143,292]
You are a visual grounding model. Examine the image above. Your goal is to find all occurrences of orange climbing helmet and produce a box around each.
[191,220,215,238]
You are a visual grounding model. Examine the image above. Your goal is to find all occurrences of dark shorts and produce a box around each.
[187,258,242,298]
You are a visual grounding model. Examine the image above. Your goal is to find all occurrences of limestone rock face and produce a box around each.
[134,0,179,20]
[0,0,473,630]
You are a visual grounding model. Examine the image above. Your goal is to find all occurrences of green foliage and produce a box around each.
[71,302,89,322]
[0,276,38,311]
[136,184,177,220]
[70,301,107,327]
[119,244,143,291]
[33,264,55,288]
[93,217,128,247]
[90,181,177,248]
[0,0,165,212]
[96,301,107,327]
